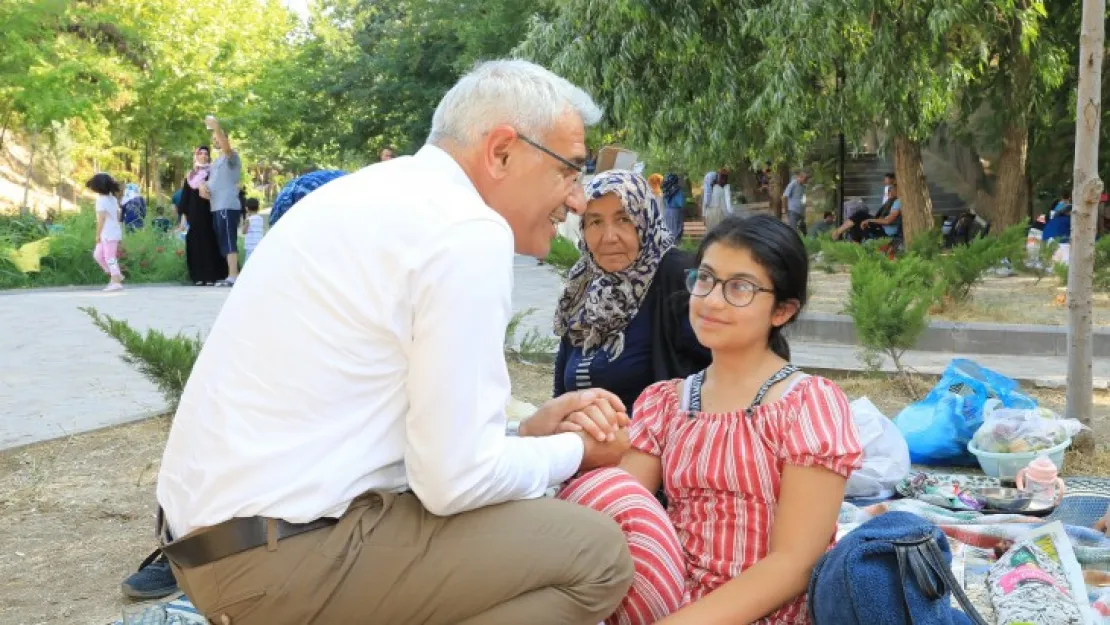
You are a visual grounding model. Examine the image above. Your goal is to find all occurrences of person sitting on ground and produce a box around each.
[268,169,349,226]
[881,172,896,205]
[554,170,710,415]
[832,204,875,242]
[151,207,173,234]
[120,183,147,231]
[810,211,836,238]
[1043,201,1073,243]
[861,182,902,240]
[559,214,863,624]
[154,59,635,625]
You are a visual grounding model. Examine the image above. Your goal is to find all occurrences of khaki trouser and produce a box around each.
[168,492,634,625]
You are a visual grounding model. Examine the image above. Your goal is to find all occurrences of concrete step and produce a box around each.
[787,311,1110,359]
[792,342,1110,390]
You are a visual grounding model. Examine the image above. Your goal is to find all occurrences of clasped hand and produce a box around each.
[520,389,631,470]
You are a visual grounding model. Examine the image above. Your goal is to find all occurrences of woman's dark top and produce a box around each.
[179,179,228,284]
[554,248,711,412]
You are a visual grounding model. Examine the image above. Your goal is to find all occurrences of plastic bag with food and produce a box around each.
[971,407,1086,454]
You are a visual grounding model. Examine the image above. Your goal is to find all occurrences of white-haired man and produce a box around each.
[155,60,635,624]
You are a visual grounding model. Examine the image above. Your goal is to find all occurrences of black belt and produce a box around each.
[161,516,336,569]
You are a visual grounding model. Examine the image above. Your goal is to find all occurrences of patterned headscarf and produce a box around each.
[662,173,682,203]
[554,170,675,358]
[187,146,210,190]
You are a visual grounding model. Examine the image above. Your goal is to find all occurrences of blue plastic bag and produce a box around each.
[894,359,1036,466]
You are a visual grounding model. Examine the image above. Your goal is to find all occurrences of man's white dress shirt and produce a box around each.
[157,146,584,538]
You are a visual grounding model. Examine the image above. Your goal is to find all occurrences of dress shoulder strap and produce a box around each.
[749,364,800,408]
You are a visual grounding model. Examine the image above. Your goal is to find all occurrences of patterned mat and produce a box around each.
[112,595,205,625]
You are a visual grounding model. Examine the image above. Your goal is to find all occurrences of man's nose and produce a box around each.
[566,184,587,215]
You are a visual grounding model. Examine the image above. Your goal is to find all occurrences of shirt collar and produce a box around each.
[414,144,485,203]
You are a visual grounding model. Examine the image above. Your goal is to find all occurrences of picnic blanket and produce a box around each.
[114,490,1110,625]
[838,497,1110,623]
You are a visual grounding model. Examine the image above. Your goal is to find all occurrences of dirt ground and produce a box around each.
[807,270,1110,326]
[1,360,1107,625]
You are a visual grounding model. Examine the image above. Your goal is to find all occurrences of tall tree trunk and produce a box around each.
[0,106,12,153]
[993,123,1029,232]
[994,8,1033,234]
[892,135,934,244]
[768,163,790,219]
[21,127,38,217]
[1066,0,1105,453]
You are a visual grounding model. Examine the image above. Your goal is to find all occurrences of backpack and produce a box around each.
[808,511,987,625]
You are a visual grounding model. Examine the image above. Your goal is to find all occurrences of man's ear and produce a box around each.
[485,125,517,180]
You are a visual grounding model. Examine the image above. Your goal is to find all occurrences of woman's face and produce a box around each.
[196,150,210,165]
[583,193,640,273]
[688,242,796,351]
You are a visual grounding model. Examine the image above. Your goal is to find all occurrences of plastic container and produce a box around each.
[967,439,1070,481]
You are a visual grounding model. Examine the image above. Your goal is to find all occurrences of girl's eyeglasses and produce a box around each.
[685,268,774,308]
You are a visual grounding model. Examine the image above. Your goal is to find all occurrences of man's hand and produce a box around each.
[205,115,218,130]
[578,428,630,472]
[199,183,211,200]
[1096,508,1110,536]
[519,389,628,441]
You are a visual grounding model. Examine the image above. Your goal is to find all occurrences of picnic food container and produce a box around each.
[967,438,1070,481]
[971,487,1034,512]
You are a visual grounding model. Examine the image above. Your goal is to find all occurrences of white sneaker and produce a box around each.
[103,283,123,292]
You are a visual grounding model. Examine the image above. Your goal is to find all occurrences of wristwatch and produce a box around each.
[506,420,521,437]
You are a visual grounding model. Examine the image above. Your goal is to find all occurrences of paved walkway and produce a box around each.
[2,255,1105,450]
[0,256,563,450]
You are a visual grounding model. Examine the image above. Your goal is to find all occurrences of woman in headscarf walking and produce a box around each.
[553,170,710,414]
[177,146,227,285]
[661,173,685,239]
[703,167,732,231]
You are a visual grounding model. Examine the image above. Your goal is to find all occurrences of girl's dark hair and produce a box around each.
[693,214,809,360]
[85,173,121,196]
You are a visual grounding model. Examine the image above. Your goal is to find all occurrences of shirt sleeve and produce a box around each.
[628,381,678,457]
[782,180,795,200]
[777,377,863,479]
[405,218,584,517]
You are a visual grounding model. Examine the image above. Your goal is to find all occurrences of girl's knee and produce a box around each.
[558,468,661,513]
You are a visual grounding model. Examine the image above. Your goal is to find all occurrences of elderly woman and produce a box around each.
[554,170,710,413]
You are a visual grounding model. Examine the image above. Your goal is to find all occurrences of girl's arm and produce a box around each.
[619,449,662,494]
[658,464,847,625]
[96,211,106,241]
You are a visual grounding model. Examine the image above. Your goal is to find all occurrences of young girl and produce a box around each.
[241,197,264,263]
[86,173,125,292]
[559,214,863,625]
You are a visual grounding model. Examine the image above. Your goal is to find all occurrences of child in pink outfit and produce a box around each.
[86,173,125,292]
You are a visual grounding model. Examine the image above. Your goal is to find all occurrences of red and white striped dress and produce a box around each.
[559,374,863,625]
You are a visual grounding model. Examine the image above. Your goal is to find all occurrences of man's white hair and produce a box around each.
[427,59,602,146]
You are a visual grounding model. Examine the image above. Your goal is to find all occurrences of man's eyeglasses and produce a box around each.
[685,269,774,308]
[518,134,585,184]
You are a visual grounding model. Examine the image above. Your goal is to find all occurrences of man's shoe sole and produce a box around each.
[120,583,178,600]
